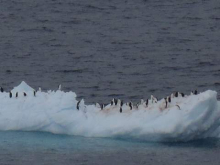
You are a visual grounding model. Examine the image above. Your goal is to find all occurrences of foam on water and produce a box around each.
[0,81,220,142]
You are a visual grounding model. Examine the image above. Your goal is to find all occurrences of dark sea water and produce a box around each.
[0,0,220,164]
[1,131,220,165]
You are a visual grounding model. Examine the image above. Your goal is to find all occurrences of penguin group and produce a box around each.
[4,84,65,99]
[93,90,199,113]
[7,90,36,98]
[0,84,199,113]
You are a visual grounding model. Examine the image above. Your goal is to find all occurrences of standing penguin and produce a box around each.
[120,107,122,113]
[77,100,81,110]
[114,99,118,106]
[9,92,12,98]
[111,99,114,106]
[101,104,105,110]
[181,93,185,97]
[151,95,157,103]
[165,98,168,108]
[121,100,123,107]
[34,90,36,97]
[16,92,18,98]
[146,99,148,107]
[194,90,198,95]
[0,87,4,93]
[168,96,171,103]
[129,102,132,110]
[175,92,178,97]
[120,100,123,113]
[24,92,27,97]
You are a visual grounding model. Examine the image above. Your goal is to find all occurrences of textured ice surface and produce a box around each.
[0,81,220,142]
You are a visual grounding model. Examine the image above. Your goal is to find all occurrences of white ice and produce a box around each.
[0,81,220,142]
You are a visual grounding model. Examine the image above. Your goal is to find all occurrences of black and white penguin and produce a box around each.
[9,92,12,98]
[0,87,4,93]
[114,99,118,106]
[164,98,168,108]
[168,96,171,103]
[181,93,185,97]
[151,95,157,103]
[111,100,114,106]
[155,97,158,103]
[101,104,105,110]
[77,100,81,110]
[120,100,123,106]
[129,102,132,110]
[16,92,18,98]
[194,90,198,95]
[34,91,36,97]
[175,92,178,97]
[146,99,148,107]
[120,107,122,113]
[58,84,61,90]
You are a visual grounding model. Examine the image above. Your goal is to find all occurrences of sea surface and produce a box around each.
[0,0,220,164]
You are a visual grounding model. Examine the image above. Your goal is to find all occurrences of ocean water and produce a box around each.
[1,131,220,165]
[0,0,220,164]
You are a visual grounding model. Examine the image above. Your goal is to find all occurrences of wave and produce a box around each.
[0,81,220,142]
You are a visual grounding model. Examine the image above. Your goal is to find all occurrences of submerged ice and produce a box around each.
[0,81,220,142]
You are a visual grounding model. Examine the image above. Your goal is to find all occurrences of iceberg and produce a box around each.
[0,81,220,142]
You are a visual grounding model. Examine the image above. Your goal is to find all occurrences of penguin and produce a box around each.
[151,95,158,103]
[24,92,27,97]
[16,92,18,98]
[175,92,178,97]
[168,96,171,103]
[129,102,132,110]
[155,97,158,103]
[146,99,148,107]
[58,84,61,90]
[34,90,36,97]
[150,95,154,103]
[120,107,122,113]
[194,90,198,95]
[111,100,114,106]
[38,87,42,92]
[0,87,4,93]
[181,93,185,97]
[164,98,168,108]
[77,100,81,110]
[114,99,118,106]
[9,92,12,98]
[101,104,105,110]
